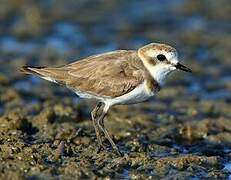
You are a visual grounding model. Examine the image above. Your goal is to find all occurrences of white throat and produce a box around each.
[150,64,175,86]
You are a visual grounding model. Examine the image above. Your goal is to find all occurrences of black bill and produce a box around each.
[175,63,192,73]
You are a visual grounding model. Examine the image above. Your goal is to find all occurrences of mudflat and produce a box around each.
[0,0,230,179]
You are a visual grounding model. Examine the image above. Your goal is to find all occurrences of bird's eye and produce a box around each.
[157,54,166,61]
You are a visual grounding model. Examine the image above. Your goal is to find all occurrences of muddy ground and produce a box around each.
[0,0,231,179]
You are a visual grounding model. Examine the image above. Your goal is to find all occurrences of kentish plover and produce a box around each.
[21,43,192,155]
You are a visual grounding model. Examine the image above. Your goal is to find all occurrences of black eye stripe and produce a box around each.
[157,54,166,61]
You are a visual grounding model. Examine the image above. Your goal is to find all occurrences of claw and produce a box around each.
[114,148,123,156]
[96,143,107,153]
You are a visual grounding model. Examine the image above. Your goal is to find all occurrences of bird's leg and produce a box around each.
[97,108,122,156]
[91,102,105,150]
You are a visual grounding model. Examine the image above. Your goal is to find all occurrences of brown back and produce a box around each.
[23,51,149,98]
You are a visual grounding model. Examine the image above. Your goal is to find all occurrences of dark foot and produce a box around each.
[113,148,123,156]
[96,143,122,156]
[96,142,107,153]
[98,123,122,156]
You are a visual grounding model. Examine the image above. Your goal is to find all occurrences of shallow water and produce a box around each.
[0,0,231,179]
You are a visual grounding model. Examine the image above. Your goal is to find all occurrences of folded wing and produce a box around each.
[22,50,146,98]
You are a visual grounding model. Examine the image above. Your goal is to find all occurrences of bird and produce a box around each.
[21,43,192,155]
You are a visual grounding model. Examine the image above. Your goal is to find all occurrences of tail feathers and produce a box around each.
[21,66,47,75]
[20,66,66,84]
[20,66,56,82]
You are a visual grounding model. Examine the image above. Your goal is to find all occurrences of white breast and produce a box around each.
[103,82,154,107]
[74,82,155,108]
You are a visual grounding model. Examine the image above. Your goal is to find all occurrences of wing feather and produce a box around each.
[63,50,145,97]
[24,50,147,98]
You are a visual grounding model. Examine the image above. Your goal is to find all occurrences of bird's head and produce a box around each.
[138,43,192,85]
